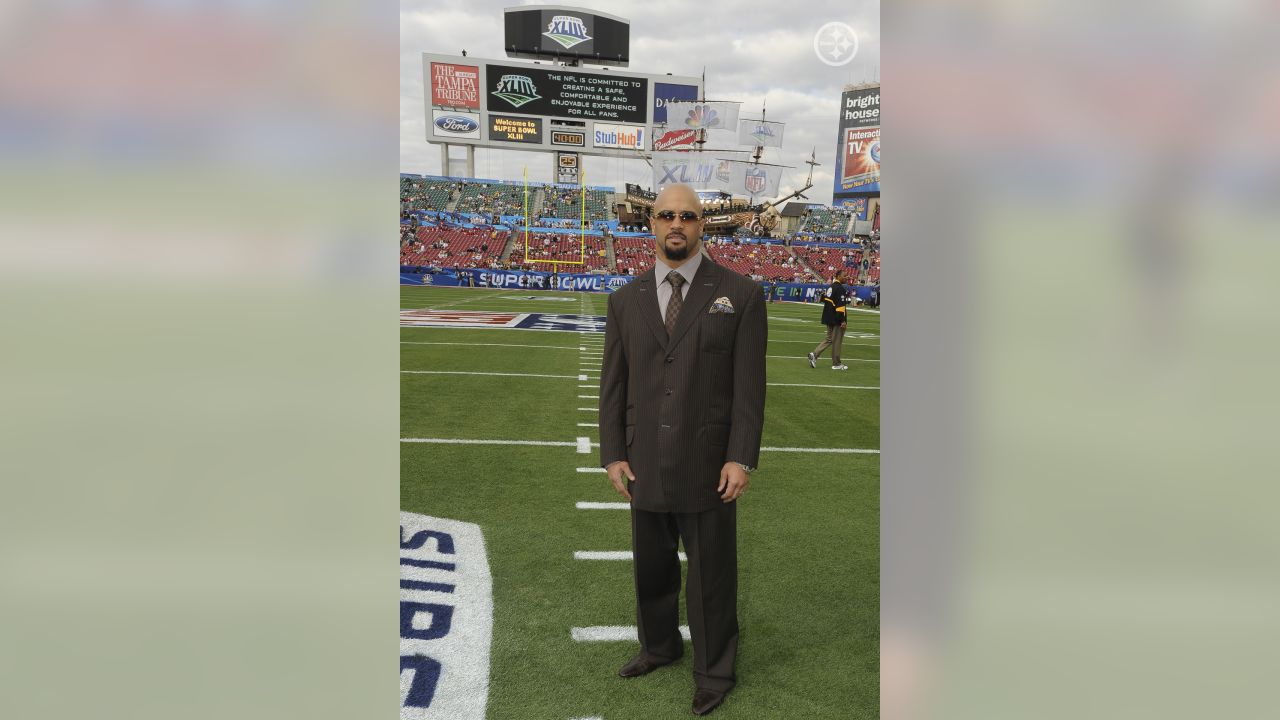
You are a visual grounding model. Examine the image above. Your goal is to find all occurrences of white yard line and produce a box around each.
[400,341,579,350]
[769,355,878,362]
[769,339,879,346]
[576,501,629,509]
[772,333,879,340]
[401,325,599,335]
[400,438,577,447]
[578,374,588,380]
[577,407,597,411]
[572,626,691,642]
[403,291,496,310]
[762,446,880,454]
[768,383,880,390]
[575,551,686,561]
[400,438,875,454]
[578,394,600,399]
[401,371,579,379]
[576,422,597,427]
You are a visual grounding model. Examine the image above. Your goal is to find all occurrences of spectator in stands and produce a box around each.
[807,274,851,371]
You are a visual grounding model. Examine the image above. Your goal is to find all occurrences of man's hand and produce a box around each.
[718,463,750,503]
[606,460,635,501]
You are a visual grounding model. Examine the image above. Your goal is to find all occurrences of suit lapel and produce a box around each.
[634,269,668,349]
[668,260,722,349]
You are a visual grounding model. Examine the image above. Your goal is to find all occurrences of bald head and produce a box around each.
[652,184,704,267]
[655,183,700,210]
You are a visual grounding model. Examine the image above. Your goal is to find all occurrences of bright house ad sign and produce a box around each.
[431,63,479,109]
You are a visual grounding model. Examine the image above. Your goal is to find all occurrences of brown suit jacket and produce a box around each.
[598,258,767,512]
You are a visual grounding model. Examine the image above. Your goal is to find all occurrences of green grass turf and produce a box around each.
[400,285,879,719]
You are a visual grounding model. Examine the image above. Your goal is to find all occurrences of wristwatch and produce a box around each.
[733,462,755,475]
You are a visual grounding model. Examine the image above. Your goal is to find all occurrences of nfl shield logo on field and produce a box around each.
[745,167,766,194]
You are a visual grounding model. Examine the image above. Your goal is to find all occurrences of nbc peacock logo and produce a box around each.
[543,15,592,49]
[684,105,721,130]
[491,75,542,108]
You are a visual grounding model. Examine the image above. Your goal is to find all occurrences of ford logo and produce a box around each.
[435,115,478,134]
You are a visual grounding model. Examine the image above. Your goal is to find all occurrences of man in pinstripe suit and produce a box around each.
[598,184,767,716]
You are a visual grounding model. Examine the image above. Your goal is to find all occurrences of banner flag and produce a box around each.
[666,101,740,131]
[651,151,735,191]
[737,119,785,148]
[653,128,698,151]
[724,161,783,198]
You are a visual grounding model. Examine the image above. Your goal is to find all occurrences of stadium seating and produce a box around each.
[401,177,454,212]
[453,179,526,217]
[400,226,510,270]
[541,186,611,222]
[801,206,855,236]
[791,244,862,279]
[612,235,655,276]
[702,238,811,282]
[509,232,610,272]
[397,175,881,285]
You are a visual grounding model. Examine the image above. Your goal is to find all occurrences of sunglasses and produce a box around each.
[654,210,702,222]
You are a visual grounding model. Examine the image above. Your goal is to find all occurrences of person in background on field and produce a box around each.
[808,274,851,370]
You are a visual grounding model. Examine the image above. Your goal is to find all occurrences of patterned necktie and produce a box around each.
[664,270,685,337]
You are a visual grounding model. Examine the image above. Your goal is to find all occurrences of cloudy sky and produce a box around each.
[401,0,879,206]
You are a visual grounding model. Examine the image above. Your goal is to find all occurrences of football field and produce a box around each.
[400,285,879,719]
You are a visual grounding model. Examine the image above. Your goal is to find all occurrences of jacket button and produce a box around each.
[665,356,673,363]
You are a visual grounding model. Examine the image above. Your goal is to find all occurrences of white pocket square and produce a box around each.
[709,297,735,314]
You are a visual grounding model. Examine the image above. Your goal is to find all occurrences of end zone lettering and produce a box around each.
[399,309,526,328]
[400,512,493,719]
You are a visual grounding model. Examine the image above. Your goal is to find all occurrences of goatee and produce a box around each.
[663,236,690,261]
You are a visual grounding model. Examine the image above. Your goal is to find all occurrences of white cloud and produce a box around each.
[401,0,879,206]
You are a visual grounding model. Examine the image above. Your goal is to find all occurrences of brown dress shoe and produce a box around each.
[692,688,728,716]
[617,655,672,678]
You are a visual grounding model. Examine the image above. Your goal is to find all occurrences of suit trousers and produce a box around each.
[631,504,739,693]
[812,323,847,365]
